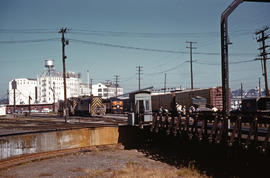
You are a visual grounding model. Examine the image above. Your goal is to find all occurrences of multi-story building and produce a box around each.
[92,82,123,99]
[9,59,81,105]
[8,59,123,105]
[9,78,37,105]
[37,60,81,104]
[79,83,91,96]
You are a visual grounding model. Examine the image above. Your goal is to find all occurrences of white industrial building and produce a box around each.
[92,82,123,99]
[8,78,37,105]
[8,59,123,105]
[79,83,91,96]
[37,59,81,104]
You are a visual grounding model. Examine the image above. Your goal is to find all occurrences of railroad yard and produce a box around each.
[0,113,270,177]
[0,144,206,178]
[0,113,127,136]
[0,114,208,178]
[1,1,270,177]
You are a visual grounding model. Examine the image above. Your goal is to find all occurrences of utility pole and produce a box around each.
[105,80,110,99]
[90,79,93,95]
[59,27,69,122]
[114,75,119,98]
[186,41,197,90]
[7,89,9,104]
[240,83,243,102]
[164,73,167,93]
[28,96,32,115]
[136,66,143,90]
[53,82,55,113]
[255,26,270,96]
[12,80,16,113]
[259,77,261,97]
[87,70,90,94]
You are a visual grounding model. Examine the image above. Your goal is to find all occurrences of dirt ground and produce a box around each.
[0,145,207,178]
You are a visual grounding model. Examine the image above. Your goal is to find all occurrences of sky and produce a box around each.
[0,0,270,98]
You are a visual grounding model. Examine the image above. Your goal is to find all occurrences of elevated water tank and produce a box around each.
[45,59,54,68]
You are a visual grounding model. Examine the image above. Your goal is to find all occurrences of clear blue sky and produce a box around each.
[0,0,269,97]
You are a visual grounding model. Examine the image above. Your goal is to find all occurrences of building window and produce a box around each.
[98,89,102,92]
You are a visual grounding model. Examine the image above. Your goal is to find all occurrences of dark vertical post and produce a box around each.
[59,28,68,122]
[53,82,55,113]
[90,78,93,95]
[114,75,119,98]
[259,77,261,97]
[28,96,31,115]
[7,89,9,104]
[35,86,37,103]
[164,73,167,93]
[12,80,16,113]
[240,83,243,102]
[255,27,269,96]
[221,19,230,116]
[186,41,197,90]
[13,88,16,113]
[136,66,142,90]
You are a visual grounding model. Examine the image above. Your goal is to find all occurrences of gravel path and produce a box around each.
[0,146,192,178]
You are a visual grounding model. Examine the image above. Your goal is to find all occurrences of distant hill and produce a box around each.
[0,98,8,105]
[231,88,265,99]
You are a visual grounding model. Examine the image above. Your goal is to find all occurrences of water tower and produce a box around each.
[45,59,54,76]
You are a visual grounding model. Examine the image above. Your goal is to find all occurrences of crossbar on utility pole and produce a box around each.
[255,26,270,96]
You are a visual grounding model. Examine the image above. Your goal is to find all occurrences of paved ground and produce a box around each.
[0,113,127,136]
[0,145,205,178]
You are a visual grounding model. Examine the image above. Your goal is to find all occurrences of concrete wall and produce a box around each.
[0,127,119,160]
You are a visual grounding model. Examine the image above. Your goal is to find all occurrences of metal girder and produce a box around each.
[221,0,270,115]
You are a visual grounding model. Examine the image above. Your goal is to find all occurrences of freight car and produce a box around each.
[59,96,105,116]
[151,87,225,112]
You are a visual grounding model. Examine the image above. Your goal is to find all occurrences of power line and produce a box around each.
[69,38,255,56]
[0,38,59,44]
[194,59,255,66]
[145,61,188,76]
[69,38,185,54]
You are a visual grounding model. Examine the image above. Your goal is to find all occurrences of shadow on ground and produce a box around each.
[118,126,270,178]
